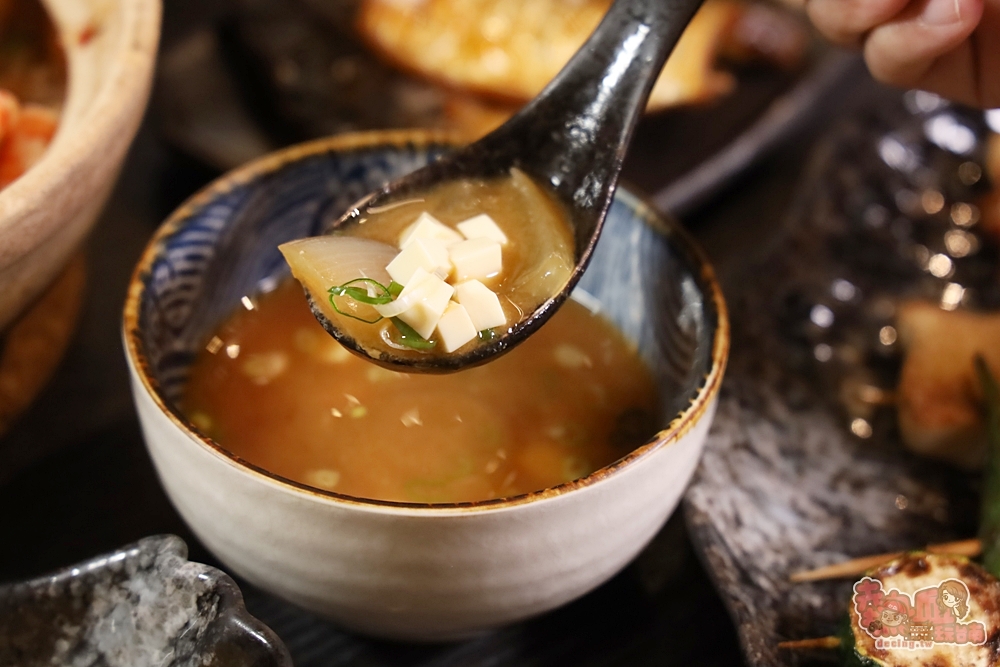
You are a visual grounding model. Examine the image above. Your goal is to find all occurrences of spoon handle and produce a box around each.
[482,0,706,218]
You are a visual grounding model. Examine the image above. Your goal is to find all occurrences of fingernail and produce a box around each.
[922,0,962,25]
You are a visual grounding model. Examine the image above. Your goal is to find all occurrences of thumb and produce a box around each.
[863,0,983,92]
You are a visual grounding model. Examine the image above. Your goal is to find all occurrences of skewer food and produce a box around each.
[782,362,1000,665]
[894,304,1000,469]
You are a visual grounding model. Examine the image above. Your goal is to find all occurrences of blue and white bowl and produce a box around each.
[123,130,728,640]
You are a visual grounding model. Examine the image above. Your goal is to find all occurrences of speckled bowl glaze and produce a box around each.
[123,130,728,641]
[0,0,160,331]
[0,535,291,667]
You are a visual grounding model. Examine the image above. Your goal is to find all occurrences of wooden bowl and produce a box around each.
[0,0,160,331]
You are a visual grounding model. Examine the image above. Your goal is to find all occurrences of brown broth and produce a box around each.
[182,280,659,503]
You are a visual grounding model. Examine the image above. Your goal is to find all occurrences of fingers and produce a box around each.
[863,0,984,91]
[806,0,911,46]
[909,42,982,106]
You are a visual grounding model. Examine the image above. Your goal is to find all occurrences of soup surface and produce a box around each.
[280,168,575,359]
[182,279,658,503]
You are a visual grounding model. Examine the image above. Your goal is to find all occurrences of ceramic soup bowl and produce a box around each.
[123,130,728,641]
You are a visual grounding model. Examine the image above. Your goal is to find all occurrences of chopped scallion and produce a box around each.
[328,278,394,323]
[390,317,436,350]
[329,278,393,304]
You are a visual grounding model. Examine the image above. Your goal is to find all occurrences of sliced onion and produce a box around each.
[373,279,430,318]
[279,236,398,322]
[280,236,396,285]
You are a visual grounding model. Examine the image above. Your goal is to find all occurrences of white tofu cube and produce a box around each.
[448,238,502,282]
[394,270,454,340]
[385,237,452,285]
[454,280,506,331]
[435,302,478,352]
[457,214,508,245]
[399,212,463,249]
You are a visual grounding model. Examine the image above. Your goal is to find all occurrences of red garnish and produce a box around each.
[78,23,99,46]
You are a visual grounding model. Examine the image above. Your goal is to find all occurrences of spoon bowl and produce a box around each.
[309,0,705,372]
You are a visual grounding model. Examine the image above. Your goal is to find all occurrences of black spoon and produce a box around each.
[312,0,705,372]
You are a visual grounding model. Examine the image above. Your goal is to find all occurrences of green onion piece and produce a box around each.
[390,317,436,350]
[478,329,497,342]
[977,356,1000,577]
[388,281,404,298]
[327,278,393,323]
[336,286,392,305]
[328,293,383,323]
[328,278,393,305]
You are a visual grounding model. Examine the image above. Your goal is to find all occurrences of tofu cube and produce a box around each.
[435,302,478,352]
[448,238,502,282]
[385,237,452,285]
[394,270,454,340]
[457,214,508,245]
[399,212,463,249]
[454,280,506,331]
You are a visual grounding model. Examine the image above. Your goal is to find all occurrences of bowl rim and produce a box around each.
[123,128,729,513]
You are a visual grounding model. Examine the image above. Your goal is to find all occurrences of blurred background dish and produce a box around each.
[0,0,158,432]
[0,0,159,332]
[0,252,83,437]
[0,534,292,667]
[0,0,64,190]
[354,0,803,114]
[685,94,1000,666]
[157,0,857,217]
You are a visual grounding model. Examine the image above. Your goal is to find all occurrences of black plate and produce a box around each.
[157,0,860,217]
[684,93,997,665]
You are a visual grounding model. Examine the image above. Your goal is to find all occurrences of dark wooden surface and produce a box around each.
[0,1,889,664]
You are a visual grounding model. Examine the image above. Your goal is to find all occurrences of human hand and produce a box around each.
[806,0,999,108]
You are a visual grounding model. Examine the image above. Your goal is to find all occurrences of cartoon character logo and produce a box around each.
[876,598,909,632]
[852,576,986,648]
[937,579,971,621]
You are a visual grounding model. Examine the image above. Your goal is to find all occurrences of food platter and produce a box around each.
[159,0,860,216]
[685,93,998,665]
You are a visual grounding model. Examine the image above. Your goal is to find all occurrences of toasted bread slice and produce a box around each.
[357,0,743,112]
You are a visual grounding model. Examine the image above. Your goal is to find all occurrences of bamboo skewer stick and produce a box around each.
[783,540,983,654]
[788,538,982,583]
[778,637,841,651]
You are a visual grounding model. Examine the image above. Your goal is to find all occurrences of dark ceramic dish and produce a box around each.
[0,535,291,667]
[158,0,860,218]
[685,93,997,665]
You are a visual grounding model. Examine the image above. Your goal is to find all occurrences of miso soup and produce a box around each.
[182,280,658,503]
[280,168,575,358]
